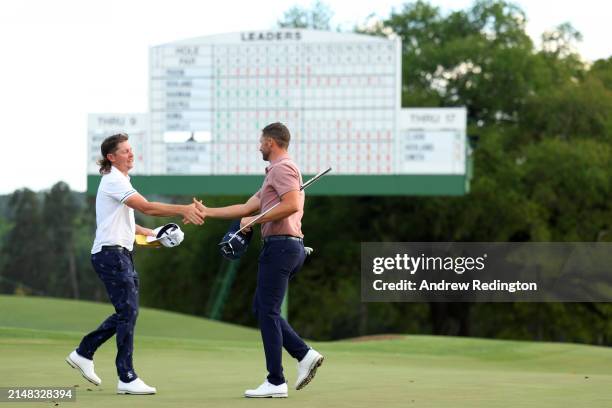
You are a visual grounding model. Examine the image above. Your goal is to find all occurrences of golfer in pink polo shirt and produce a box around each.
[195,122,324,398]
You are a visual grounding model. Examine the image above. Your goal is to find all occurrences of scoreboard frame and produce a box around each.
[87,30,472,196]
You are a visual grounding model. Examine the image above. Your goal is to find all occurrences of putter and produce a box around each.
[219,166,332,256]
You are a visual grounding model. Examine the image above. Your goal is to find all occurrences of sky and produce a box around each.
[0,0,609,194]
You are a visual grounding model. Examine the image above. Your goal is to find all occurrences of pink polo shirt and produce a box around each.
[256,154,304,238]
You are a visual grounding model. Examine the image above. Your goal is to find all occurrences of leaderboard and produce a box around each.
[397,108,467,175]
[87,114,149,175]
[149,29,401,175]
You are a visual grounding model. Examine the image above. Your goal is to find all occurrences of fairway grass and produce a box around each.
[1,296,611,407]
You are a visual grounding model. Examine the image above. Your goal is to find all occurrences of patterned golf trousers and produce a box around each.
[77,247,139,383]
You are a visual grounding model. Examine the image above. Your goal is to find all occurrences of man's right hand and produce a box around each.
[182,202,205,225]
[193,198,207,214]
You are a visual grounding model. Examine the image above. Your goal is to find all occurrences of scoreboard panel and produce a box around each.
[398,108,467,175]
[87,114,149,175]
[148,30,400,175]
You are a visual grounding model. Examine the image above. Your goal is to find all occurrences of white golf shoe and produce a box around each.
[244,380,288,398]
[65,350,101,386]
[117,378,157,395]
[295,349,324,390]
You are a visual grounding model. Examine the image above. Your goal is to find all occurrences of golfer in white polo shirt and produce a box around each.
[66,133,205,395]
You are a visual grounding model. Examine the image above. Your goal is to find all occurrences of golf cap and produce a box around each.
[219,220,253,260]
[146,223,185,248]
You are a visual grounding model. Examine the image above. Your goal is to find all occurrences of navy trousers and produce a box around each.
[77,248,139,383]
[254,238,310,386]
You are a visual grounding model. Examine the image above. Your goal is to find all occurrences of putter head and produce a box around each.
[218,220,253,260]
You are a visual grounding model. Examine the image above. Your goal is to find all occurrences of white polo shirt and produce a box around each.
[91,166,138,254]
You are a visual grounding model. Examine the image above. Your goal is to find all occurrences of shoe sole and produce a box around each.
[65,356,101,386]
[117,390,156,395]
[296,355,324,390]
[244,393,288,398]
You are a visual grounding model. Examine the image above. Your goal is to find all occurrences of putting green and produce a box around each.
[1,295,610,407]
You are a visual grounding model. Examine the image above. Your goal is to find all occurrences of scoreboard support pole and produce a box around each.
[281,291,288,321]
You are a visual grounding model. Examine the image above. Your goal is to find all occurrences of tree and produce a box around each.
[590,57,612,90]
[42,182,81,298]
[379,0,548,127]
[0,189,46,295]
[363,0,612,341]
[277,1,334,30]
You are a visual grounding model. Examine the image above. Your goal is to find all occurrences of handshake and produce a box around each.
[182,198,208,225]
[181,198,256,232]
[179,198,207,225]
